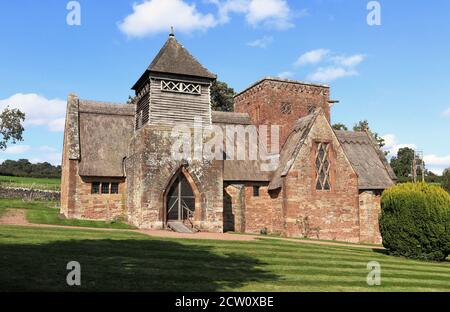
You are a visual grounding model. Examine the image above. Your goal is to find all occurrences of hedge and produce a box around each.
[380,183,450,261]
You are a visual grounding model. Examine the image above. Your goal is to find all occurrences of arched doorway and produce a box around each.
[166,173,196,222]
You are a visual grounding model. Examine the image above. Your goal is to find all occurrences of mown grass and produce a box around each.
[0,198,134,229]
[0,225,448,292]
[0,175,60,191]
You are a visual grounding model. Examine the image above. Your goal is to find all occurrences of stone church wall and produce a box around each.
[283,114,361,242]
[125,125,224,232]
[358,191,383,244]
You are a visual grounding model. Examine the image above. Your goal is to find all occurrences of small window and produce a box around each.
[315,143,331,191]
[111,183,119,194]
[101,183,110,194]
[253,186,261,197]
[91,182,100,194]
[281,102,292,115]
[161,80,201,95]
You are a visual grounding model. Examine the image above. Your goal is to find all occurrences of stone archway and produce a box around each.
[166,173,195,222]
[163,167,202,227]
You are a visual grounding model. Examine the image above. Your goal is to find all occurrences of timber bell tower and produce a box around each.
[131,32,217,129]
[125,32,224,232]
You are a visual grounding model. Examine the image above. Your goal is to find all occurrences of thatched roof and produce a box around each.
[76,99,135,177]
[268,111,318,190]
[335,130,396,190]
[224,160,272,181]
[211,111,252,125]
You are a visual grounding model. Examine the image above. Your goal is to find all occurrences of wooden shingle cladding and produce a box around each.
[148,76,212,126]
[135,92,150,129]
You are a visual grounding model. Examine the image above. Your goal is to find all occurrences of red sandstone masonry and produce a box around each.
[234,79,330,147]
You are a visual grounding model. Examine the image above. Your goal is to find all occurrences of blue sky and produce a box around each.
[0,0,449,173]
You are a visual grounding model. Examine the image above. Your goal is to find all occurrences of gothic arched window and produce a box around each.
[315,142,331,191]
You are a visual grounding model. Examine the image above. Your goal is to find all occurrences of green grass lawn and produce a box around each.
[0,175,60,191]
[0,198,134,229]
[0,225,448,292]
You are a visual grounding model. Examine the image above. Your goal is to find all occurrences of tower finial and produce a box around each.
[169,26,175,37]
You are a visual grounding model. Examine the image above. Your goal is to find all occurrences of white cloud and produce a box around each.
[39,146,58,153]
[119,0,217,38]
[332,54,365,67]
[277,71,295,79]
[442,107,450,117]
[30,153,62,166]
[424,154,450,167]
[295,49,329,66]
[382,134,450,175]
[3,145,32,154]
[381,134,417,158]
[246,0,293,29]
[425,154,450,176]
[0,93,66,132]
[297,51,366,83]
[247,36,273,48]
[213,0,295,29]
[307,67,357,82]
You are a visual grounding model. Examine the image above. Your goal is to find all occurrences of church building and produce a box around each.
[60,33,396,244]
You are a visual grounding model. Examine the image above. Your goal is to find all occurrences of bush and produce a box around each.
[380,183,450,261]
[443,168,450,194]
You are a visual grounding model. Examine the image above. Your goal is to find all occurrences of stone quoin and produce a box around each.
[60,33,396,244]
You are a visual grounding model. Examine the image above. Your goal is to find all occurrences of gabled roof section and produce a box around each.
[268,109,320,190]
[77,99,135,177]
[335,130,396,190]
[132,35,216,90]
[150,35,216,78]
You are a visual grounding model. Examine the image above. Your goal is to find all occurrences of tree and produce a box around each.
[0,107,25,150]
[443,168,450,193]
[390,147,425,179]
[353,120,386,151]
[210,80,236,112]
[0,159,61,178]
[332,123,348,131]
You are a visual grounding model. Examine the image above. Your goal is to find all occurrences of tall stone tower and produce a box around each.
[131,32,216,128]
[125,34,224,232]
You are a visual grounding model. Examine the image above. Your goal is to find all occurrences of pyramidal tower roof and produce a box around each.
[148,34,216,79]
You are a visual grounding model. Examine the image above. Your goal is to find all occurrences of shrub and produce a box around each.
[443,168,450,194]
[380,183,450,261]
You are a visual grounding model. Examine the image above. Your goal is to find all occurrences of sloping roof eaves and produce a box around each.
[211,111,252,125]
[335,130,396,190]
[268,111,318,190]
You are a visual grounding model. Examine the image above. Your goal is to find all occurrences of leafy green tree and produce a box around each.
[0,159,61,178]
[443,168,450,193]
[210,80,236,112]
[390,147,425,179]
[332,123,348,131]
[0,107,25,150]
[353,120,386,150]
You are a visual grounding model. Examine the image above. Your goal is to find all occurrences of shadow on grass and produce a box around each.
[0,238,279,292]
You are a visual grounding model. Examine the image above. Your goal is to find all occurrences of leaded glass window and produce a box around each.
[315,143,331,191]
